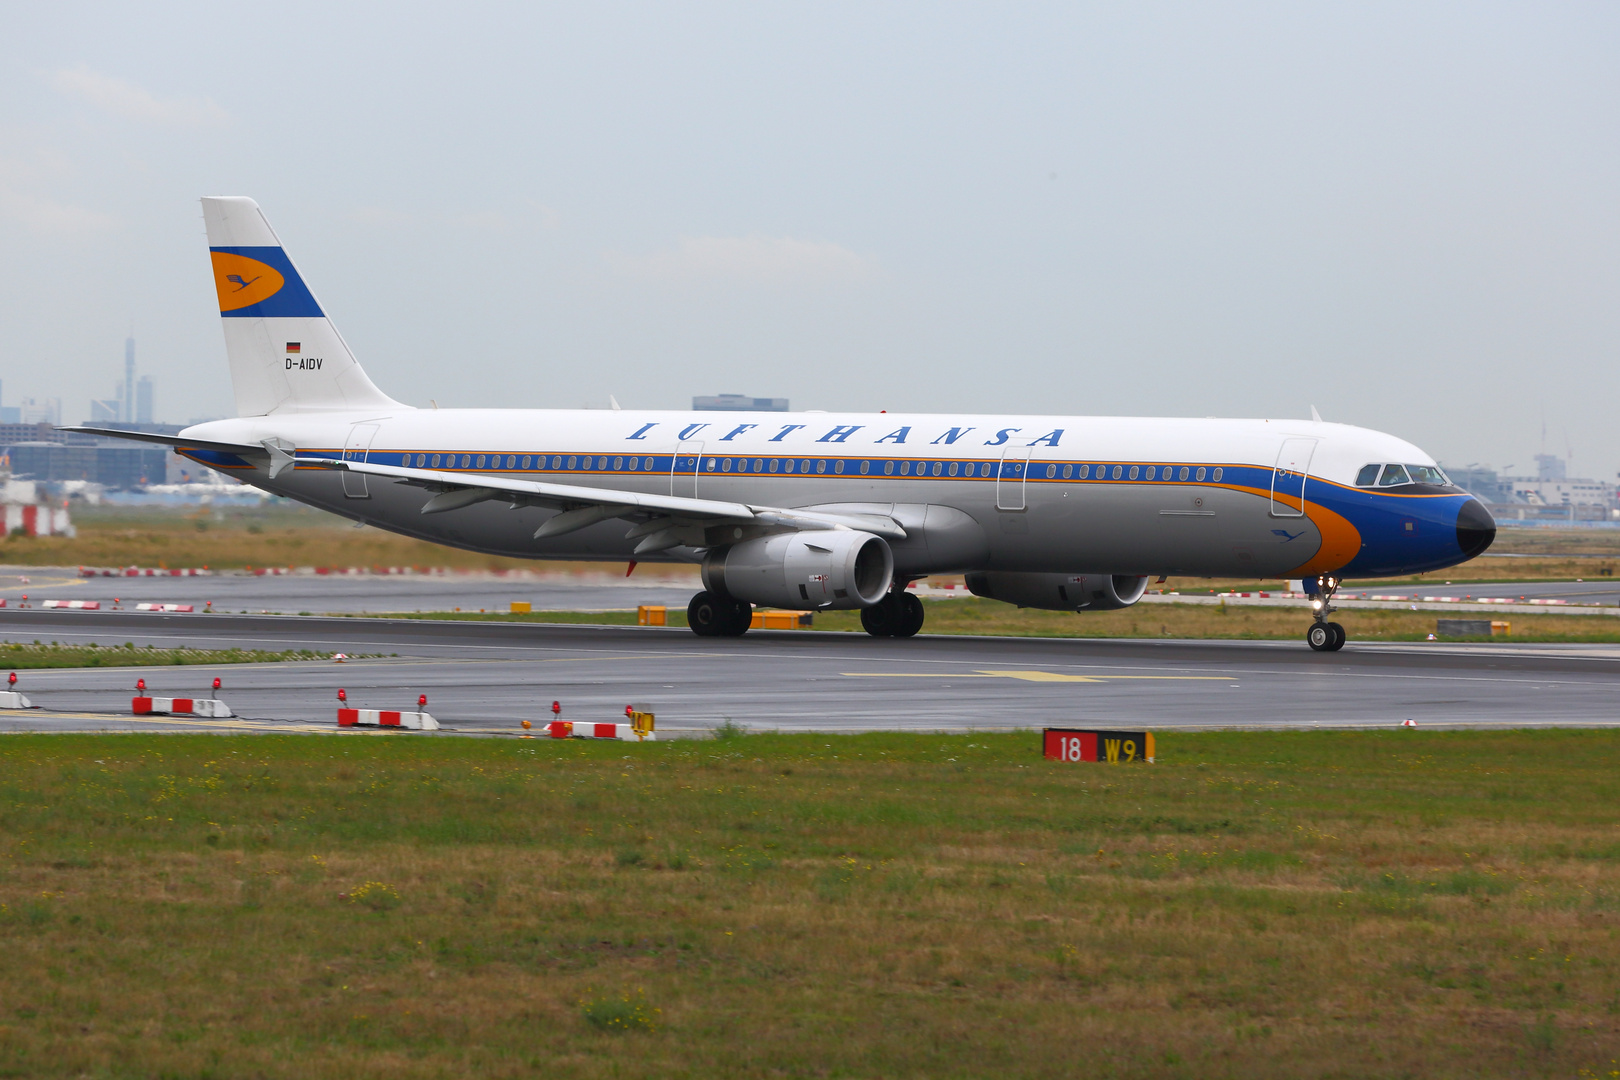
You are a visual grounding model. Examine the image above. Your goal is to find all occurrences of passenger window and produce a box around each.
[1144,466,1156,480]
[753,459,763,472]
[1212,467,1223,482]
[1111,465,1123,480]
[1062,464,1072,479]
[1128,466,1140,480]
[1379,464,1411,487]
[834,460,845,474]
[1178,466,1189,481]
[1355,464,1380,487]
[931,461,943,477]
[1078,465,1089,479]
[816,460,827,474]
[883,460,894,475]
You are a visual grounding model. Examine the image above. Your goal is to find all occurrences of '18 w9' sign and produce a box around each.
[1043,728,1155,764]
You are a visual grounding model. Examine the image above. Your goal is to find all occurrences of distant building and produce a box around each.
[136,376,154,424]
[1444,459,1619,522]
[693,394,789,412]
[18,398,59,426]
[1535,453,1566,482]
[89,399,120,422]
[7,443,169,491]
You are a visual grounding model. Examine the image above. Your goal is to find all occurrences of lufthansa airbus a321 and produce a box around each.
[76,197,1497,649]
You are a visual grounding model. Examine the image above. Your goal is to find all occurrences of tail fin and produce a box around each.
[201,196,402,416]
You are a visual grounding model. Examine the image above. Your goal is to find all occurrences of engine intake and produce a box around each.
[704,530,894,610]
[963,572,1149,612]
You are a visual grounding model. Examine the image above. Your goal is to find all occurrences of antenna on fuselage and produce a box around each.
[1309,405,1323,423]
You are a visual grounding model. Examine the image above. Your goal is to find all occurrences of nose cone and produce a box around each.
[1456,498,1496,560]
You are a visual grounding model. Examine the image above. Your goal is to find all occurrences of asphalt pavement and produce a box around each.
[0,609,1613,737]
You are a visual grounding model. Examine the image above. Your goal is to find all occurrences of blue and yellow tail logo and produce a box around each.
[209,246,323,318]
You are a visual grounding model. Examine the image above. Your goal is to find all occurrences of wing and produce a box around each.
[301,455,908,553]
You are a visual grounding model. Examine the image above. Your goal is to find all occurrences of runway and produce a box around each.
[0,609,1614,736]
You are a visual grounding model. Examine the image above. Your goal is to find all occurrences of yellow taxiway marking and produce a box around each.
[842,669,1230,683]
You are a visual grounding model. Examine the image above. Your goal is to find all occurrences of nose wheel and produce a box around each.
[1305,574,1347,652]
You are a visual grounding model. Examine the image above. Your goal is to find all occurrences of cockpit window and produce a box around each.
[1378,464,1411,487]
[1355,464,1380,487]
[1406,464,1448,485]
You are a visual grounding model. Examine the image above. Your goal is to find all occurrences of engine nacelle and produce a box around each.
[963,571,1150,612]
[703,530,894,610]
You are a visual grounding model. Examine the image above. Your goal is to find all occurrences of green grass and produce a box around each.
[0,640,359,669]
[3,730,1620,1077]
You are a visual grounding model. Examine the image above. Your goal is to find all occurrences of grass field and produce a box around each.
[3,730,1620,1077]
[0,641,357,670]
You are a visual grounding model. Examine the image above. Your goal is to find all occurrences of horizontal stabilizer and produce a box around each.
[58,426,264,457]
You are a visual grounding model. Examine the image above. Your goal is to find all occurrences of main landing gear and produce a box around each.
[687,591,753,637]
[1306,574,1346,652]
[861,588,925,638]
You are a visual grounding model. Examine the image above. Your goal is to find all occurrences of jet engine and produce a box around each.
[703,530,894,610]
[963,571,1150,612]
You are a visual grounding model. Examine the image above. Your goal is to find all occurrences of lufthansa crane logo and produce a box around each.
[210,251,285,312]
[1271,528,1305,542]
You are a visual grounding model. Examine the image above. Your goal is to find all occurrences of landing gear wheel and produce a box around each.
[894,593,926,638]
[688,592,753,637]
[1304,574,1347,652]
[860,595,901,637]
[719,599,754,637]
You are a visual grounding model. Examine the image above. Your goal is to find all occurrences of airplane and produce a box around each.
[72,197,1496,651]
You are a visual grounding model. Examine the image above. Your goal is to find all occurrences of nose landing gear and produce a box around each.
[1305,575,1346,652]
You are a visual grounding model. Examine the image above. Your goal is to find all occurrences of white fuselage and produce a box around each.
[184,407,1479,582]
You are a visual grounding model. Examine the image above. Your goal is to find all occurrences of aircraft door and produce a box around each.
[996,446,1032,511]
[1270,438,1316,517]
[342,423,380,498]
[671,441,703,498]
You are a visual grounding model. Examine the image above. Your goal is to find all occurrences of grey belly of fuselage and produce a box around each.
[256,467,1315,578]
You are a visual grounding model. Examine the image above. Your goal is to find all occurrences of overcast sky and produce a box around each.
[2,2,1617,478]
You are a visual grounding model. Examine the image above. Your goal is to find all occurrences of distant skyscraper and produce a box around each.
[124,336,136,423]
[136,376,154,424]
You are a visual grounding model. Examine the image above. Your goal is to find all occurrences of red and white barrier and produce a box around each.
[42,600,101,610]
[338,708,440,731]
[134,603,195,612]
[133,697,233,718]
[5,504,71,537]
[547,721,650,741]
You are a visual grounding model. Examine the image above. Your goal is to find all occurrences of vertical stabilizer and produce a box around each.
[201,197,402,417]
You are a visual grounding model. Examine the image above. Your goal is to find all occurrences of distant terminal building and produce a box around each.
[693,394,789,412]
[1445,459,1620,523]
[7,443,169,491]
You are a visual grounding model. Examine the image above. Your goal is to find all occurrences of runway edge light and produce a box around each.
[1043,728,1154,764]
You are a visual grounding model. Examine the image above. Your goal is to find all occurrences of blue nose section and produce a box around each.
[1456,498,1495,560]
